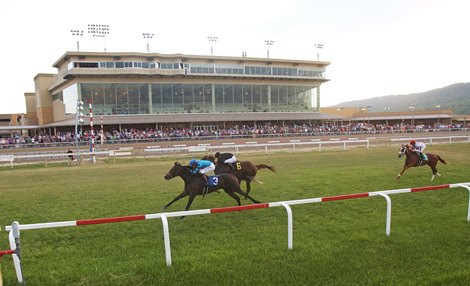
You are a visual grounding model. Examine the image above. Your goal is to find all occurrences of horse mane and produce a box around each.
[174,161,193,174]
[201,155,216,162]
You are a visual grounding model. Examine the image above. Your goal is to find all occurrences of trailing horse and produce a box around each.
[163,162,261,213]
[202,155,276,194]
[396,144,447,181]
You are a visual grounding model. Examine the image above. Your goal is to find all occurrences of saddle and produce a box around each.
[206,175,219,187]
[229,161,242,171]
[417,153,428,166]
[202,175,219,197]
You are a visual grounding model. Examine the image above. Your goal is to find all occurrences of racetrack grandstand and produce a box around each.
[19,51,331,134]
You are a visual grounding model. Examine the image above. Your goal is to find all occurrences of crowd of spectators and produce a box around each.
[1,122,468,148]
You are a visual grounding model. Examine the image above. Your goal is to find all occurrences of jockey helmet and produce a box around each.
[189,159,197,166]
[410,139,416,145]
[215,152,221,158]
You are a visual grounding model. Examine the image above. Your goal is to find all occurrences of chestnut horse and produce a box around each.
[202,155,276,194]
[163,162,261,213]
[396,144,447,181]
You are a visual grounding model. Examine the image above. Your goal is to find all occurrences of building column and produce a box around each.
[316,86,321,112]
[148,83,153,114]
[211,84,216,112]
[268,85,272,112]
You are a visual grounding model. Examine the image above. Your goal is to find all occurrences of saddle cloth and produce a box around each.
[206,175,219,187]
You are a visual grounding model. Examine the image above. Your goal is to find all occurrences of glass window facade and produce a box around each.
[74,82,318,115]
[69,61,324,79]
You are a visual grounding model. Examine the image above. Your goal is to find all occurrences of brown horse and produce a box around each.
[163,162,261,213]
[396,144,447,181]
[202,155,276,194]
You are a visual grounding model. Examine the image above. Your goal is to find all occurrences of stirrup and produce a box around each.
[202,186,209,197]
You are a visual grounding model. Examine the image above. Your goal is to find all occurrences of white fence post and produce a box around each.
[456,184,470,223]
[374,193,392,236]
[280,203,293,249]
[160,215,172,267]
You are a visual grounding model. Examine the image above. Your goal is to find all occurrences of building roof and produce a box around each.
[53,51,331,69]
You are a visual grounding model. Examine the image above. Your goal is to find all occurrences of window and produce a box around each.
[74,62,99,68]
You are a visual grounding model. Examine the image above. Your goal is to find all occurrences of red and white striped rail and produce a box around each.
[3,183,470,283]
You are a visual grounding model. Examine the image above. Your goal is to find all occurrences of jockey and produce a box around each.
[215,152,237,170]
[189,159,215,183]
[410,139,426,160]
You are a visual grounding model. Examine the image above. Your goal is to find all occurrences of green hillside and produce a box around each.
[333,82,470,114]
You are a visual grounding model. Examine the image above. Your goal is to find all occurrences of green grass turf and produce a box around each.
[0,144,469,285]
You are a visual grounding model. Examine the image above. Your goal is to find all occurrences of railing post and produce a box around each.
[374,193,392,236]
[9,221,24,284]
[456,184,470,223]
[160,215,172,267]
[280,202,293,249]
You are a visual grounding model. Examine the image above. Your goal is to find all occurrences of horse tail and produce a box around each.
[437,155,447,165]
[255,164,276,173]
[246,176,264,184]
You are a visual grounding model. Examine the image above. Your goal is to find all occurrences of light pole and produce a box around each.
[384,107,391,125]
[265,40,274,58]
[142,33,154,52]
[336,107,344,126]
[207,36,218,55]
[314,44,324,61]
[88,24,110,52]
[435,104,441,127]
[409,104,416,126]
[361,106,372,124]
[70,29,83,52]
[75,100,84,164]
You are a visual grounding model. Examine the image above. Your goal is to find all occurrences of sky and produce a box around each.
[1,0,469,114]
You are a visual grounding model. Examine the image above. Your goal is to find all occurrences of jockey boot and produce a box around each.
[201,174,208,185]
[228,163,236,171]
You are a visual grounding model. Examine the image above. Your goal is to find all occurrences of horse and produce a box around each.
[396,144,447,181]
[163,162,261,213]
[201,155,276,194]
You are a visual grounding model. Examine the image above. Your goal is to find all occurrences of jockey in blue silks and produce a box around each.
[189,159,215,184]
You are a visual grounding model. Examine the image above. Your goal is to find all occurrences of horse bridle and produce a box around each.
[398,145,407,158]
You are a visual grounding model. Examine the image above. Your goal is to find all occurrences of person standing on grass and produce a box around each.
[66,148,74,166]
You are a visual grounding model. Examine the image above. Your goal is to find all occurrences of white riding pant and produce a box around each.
[199,163,215,174]
[224,156,237,164]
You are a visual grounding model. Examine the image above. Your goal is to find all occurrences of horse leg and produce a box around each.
[163,190,187,209]
[179,193,198,219]
[396,165,410,180]
[245,179,251,195]
[233,187,260,204]
[184,193,197,211]
[429,163,440,181]
[223,190,242,206]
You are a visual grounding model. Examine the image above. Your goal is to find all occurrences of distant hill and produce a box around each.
[332,83,470,114]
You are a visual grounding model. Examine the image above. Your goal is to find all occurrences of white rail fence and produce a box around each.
[390,135,470,145]
[1,139,370,168]
[2,182,470,284]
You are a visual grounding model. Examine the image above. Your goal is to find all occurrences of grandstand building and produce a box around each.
[26,51,332,132]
